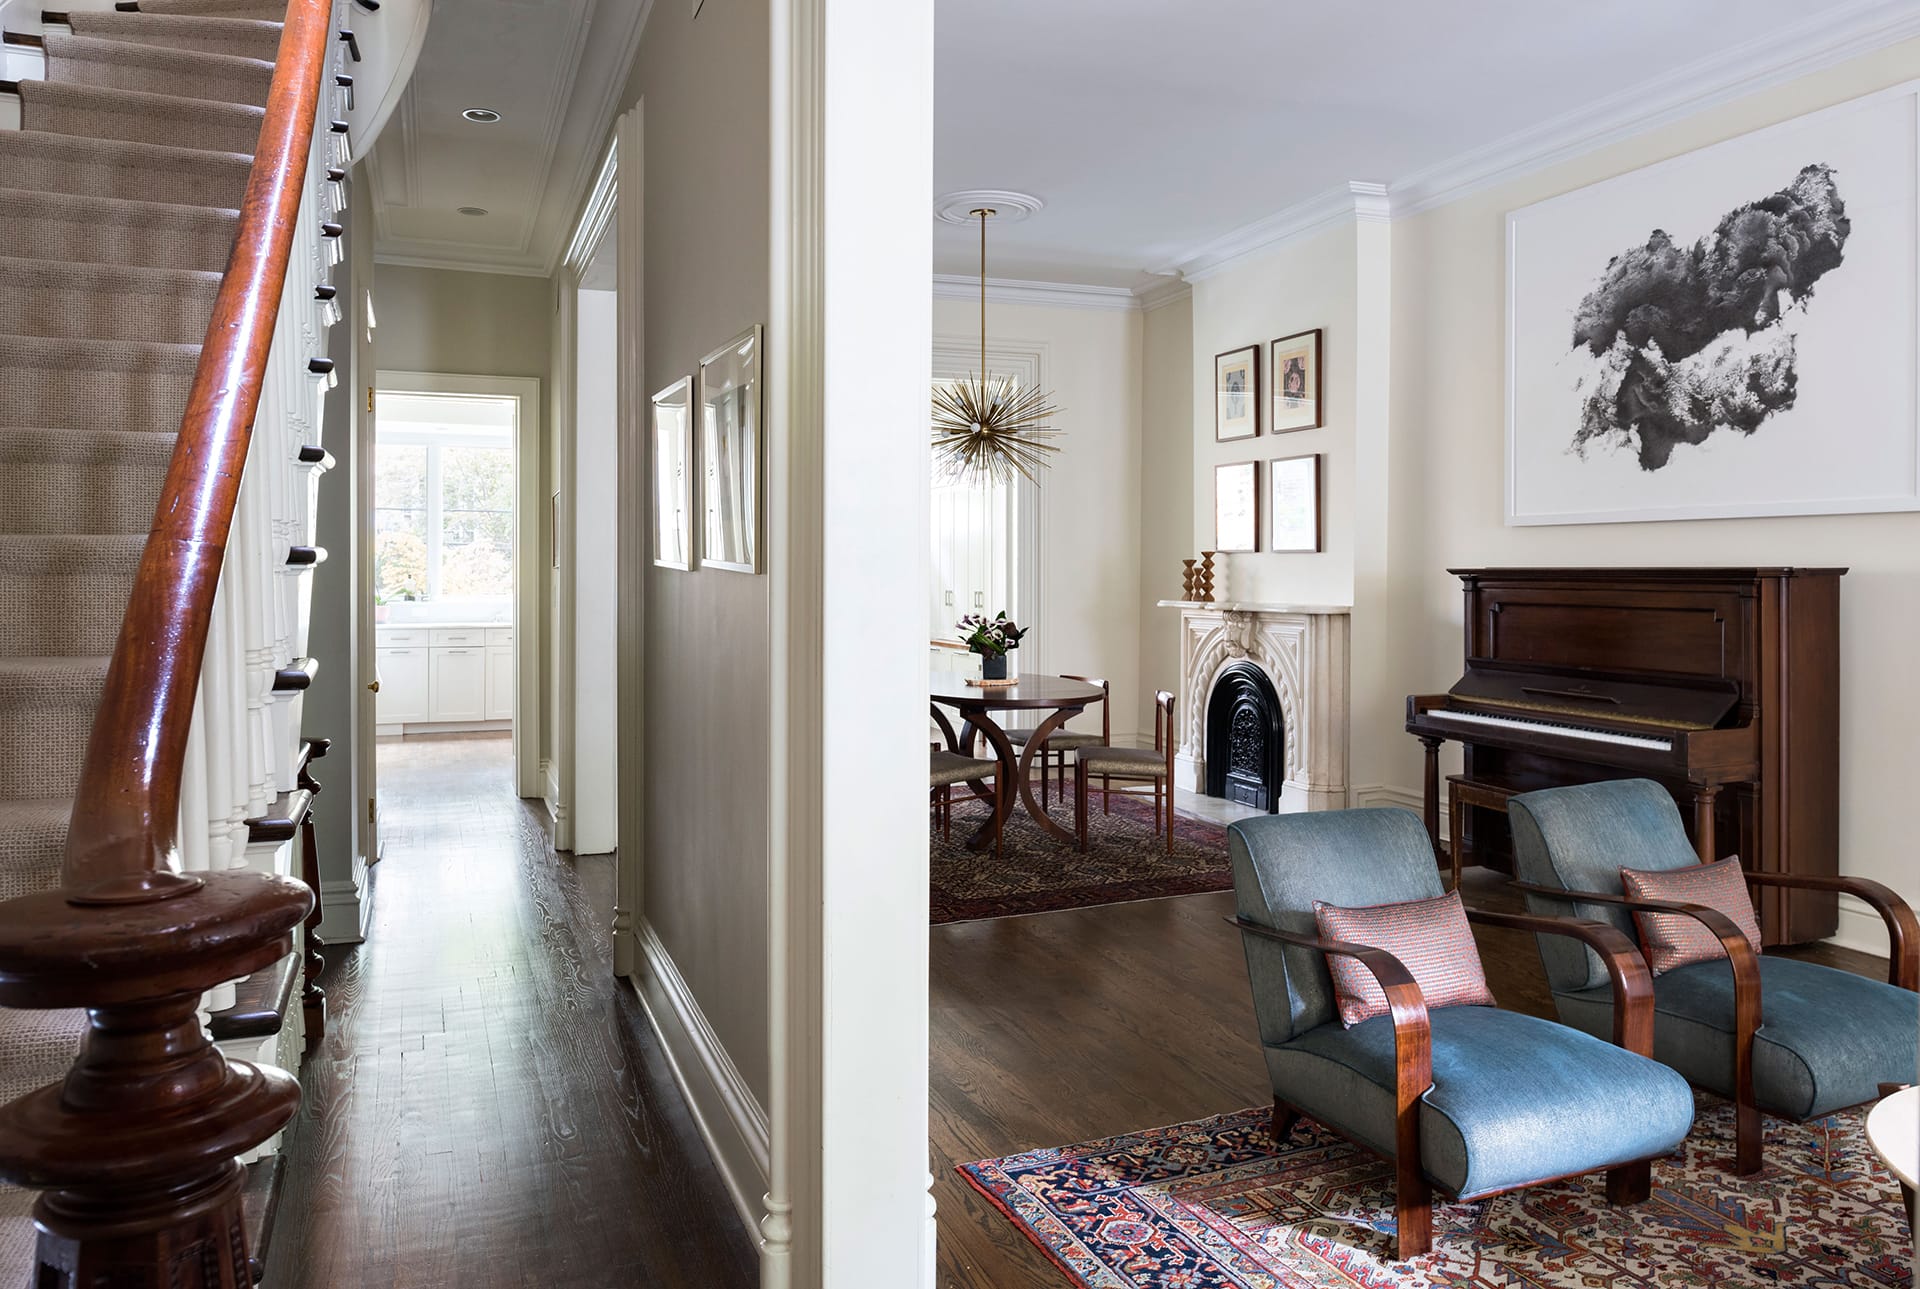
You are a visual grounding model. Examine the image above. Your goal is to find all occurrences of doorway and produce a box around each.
[566,230,620,856]
[367,373,543,800]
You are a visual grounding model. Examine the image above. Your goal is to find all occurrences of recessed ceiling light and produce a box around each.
[457,206,488,217]
[461,108,502,124]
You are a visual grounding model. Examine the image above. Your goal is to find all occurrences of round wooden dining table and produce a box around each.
[930,671,1104,851]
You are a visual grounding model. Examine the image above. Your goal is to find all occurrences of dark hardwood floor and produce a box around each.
[929,862,1885,1289]
[264,734,757,1289]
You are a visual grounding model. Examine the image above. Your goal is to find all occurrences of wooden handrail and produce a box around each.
[60,0,333,901]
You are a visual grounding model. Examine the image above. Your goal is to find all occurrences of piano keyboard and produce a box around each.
[1427,708,1673,752]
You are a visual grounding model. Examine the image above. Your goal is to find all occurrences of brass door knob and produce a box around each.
[368,680,380,693]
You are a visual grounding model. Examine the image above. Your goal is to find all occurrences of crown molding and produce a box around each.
[1388,0,1920,214]
[1136,276,1191,312]
[1151,0,1920,282]
[1164,181,1388,283]
[373,251,555,279]
[931,274,1142,312]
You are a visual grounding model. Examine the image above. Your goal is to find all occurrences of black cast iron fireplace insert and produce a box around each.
[1204,661,1283,812]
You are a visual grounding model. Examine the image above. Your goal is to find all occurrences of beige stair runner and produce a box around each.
[0,0,288,1268]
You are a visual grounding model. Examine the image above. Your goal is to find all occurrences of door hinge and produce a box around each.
[366,386,375,413]
[367,797,376,827]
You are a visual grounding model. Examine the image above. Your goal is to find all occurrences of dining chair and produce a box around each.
[931,748,1004,859]
[1006,675,1110,809]
[1074,690,1175,854]
[1506,778,1919,1176]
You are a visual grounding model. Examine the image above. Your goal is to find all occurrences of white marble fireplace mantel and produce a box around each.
[1156,600,1352,812]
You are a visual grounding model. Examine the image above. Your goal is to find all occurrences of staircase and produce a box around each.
[0,0,404,1281]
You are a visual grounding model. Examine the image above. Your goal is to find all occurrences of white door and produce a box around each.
[429,648,487,722]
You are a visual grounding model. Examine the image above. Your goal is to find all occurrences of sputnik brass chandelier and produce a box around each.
[931,207,1063,482]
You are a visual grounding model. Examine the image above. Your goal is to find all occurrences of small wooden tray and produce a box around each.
[965,677,1018,688]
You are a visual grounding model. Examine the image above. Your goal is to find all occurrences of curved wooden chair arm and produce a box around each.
[1743,872,1920,990]
[1464,909,1655,1054]
[1227,916,1433,1095]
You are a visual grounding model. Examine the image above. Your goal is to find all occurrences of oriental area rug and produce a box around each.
[930,786,1231,924]
[960,1095,1913,1288]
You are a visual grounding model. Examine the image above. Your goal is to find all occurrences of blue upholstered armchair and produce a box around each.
[1507,778,1920,1176]
[1228,807,1694,1261]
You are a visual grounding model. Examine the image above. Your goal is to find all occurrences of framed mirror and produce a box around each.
[699,325,764,573]
[651,376,694,570]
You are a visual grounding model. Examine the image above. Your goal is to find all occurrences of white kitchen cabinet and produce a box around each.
[429,647,487,722]
[375,647,430,723]
[485,645,513,720]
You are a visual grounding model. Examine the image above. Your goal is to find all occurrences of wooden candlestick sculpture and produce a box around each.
[1199,552,1217,603]
[1181,559,1198,599]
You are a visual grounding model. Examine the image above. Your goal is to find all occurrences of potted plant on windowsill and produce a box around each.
[959,611,1027,681]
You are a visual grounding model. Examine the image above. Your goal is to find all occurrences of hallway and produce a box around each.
[265,735,757,1287]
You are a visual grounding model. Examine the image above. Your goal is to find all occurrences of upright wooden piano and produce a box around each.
[1406,567,1843,945]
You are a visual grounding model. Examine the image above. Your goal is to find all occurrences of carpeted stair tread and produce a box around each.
[0,428,176,536]
[0,333,202,436]
[0,656,109,800]
[0,1188,32,1284]
[0,255,222,345]
[0,188,239,272]
[0,536,144,657]
[42,32,272,109]
[66,10,284,62]
[0,798,70,904]
[0,1009,88,1118]
[16,78,265,155]
[130,0,292,17]
[0,130,252,210]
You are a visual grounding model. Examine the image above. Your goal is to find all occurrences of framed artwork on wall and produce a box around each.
[650,376,693,570]
[1507,82,1920,525]
[1269,328,1323,433]
[1214,460,1259,553]
[1268,452,1323,553]
[1214,345,1259,441]
[698,324,765,573]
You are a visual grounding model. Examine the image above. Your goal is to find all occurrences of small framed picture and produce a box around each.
[1214,345,1259,441]
[651,376,694,570]
[698,325,764,573]
[1269,328,1323,433]
[1268,452,1323,553]
[1214,461,1259,553]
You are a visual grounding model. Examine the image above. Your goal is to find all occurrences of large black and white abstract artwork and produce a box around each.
[1506,86,1920,525]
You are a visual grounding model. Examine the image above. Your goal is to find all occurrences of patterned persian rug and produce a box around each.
[931,784,1231,924]
[960,1095,1913,1288]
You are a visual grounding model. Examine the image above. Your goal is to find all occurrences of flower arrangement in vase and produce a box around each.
[958,611,1027,681]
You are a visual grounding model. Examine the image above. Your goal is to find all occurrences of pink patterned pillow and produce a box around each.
[1312,890,1495,1028]
[1619,856,1761,976]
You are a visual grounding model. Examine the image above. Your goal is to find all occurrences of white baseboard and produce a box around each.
[316,852,369,944]
[1829,893,1892,958]
[629,920,768,1240]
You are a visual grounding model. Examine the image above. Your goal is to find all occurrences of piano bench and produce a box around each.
[1445,775,1519,890]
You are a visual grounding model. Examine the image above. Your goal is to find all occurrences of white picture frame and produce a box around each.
[1506,82,1920,526]
[650,376,694,570]
[698,325,765,573]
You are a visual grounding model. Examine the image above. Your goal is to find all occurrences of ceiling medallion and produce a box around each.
[931,207,1063,483]
[933,188,1043,227]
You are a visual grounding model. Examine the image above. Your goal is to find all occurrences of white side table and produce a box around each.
[1866,1085,1918,1236]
